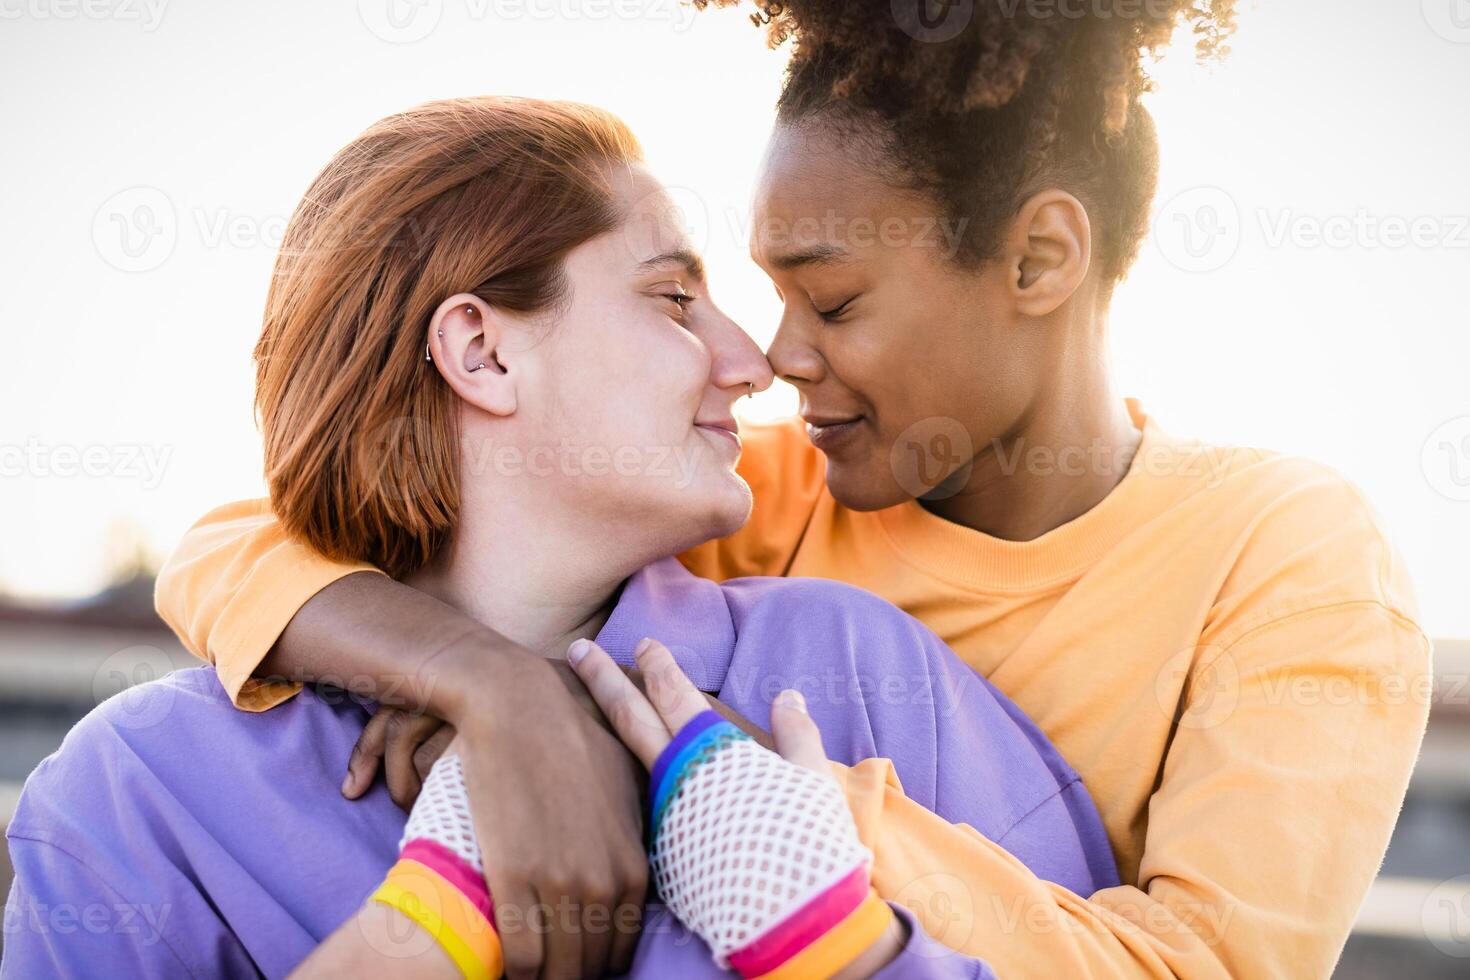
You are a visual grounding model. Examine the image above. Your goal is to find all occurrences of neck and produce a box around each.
[404,487,633,659]
[921,303,1141,541]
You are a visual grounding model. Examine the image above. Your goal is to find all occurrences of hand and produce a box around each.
[342,708,456,808]
[568,637,907,980]
[449,653,648,980]
[340,657,653,811]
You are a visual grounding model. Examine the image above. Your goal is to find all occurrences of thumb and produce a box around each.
[770,689,832,778]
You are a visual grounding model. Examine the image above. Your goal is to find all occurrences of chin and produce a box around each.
[656,469,753,555]
[823,457,910,512]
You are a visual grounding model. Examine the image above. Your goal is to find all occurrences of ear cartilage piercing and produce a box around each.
[466,305,475,316]
[425,343,432,363]
[470,362,487,372]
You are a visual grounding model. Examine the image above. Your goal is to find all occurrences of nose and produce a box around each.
[702,302,775,398]
[766,307,824,389]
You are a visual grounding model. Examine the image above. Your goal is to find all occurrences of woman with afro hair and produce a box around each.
[149,2,1428,977]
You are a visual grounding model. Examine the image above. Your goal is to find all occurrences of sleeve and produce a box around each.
[153,498,382,710]
[872,903,999,979]
[678,418,826,582]
[1,836,256,980]
[830,599,1430,978]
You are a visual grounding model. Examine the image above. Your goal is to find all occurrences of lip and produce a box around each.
[803,414,865,453]
[695,419,741,452]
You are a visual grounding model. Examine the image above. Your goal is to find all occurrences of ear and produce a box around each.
[1005,190,1092,318]
[425,293,517,417]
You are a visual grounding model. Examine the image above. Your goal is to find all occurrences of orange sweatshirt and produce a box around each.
[155,401,1430,978]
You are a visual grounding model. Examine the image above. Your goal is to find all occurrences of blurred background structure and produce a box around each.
[3,0,1469,973]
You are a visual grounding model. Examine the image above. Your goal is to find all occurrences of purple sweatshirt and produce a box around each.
[3,558,1117,978]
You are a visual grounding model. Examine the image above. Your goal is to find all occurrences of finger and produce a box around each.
[769,689,834,779]
[634,639,709,735]
[607,892,644,975]
[491,879,545,980]
[578,885,615,980]
[383,712,445,809]
[539,883,583,980]
[567,639,670,768]
[343,709,391,798]
[412,723,457,782]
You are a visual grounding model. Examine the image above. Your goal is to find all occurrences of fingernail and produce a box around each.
[341,772,355,795]
[634,637,653,657]
[567,638,591,666]
[776,688,807,714]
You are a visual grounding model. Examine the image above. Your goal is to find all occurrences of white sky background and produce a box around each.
[1,0,1468,637]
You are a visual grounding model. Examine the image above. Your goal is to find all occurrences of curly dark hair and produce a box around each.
[698,0,1237,284]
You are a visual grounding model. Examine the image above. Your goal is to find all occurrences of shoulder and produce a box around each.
[1209,450,1417,626]
[720,574,939,650]
[8,667,361,848]
[1146,437,1425,653]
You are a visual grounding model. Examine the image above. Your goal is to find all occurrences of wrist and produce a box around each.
[416,626,545,723]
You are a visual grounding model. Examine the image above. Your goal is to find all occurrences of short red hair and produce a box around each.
[254,97,642,577]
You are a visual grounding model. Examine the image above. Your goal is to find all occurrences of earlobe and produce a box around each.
[1010,191,1092,318]
[426,293,518,417]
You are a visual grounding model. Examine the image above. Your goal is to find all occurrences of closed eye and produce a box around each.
[816,297,855,321]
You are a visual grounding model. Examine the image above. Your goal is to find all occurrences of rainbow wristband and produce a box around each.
[648,710,752,834]
[370,837,503,979]
[650,711,894,979]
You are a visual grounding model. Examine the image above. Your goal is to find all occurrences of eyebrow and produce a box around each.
[765,243,851,271]
[635,248,706,281]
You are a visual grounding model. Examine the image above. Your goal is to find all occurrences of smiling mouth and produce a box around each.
[695,423,742,451]
[803,416,864,451]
